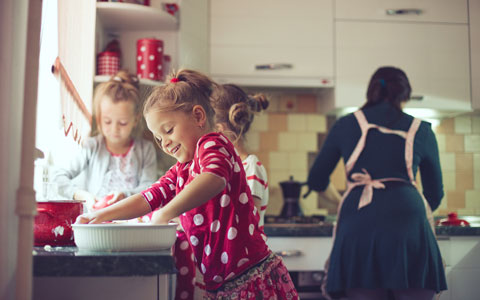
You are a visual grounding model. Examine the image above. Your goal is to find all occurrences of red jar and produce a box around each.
[34,200,84,246]
[137,38,163,81]
[97,51,120,76]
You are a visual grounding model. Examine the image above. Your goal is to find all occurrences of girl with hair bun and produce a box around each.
[75,69,298,300]
[53,70,157,212]
[211,84,270,229]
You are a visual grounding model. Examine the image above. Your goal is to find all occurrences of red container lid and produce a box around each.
[137,38,163,45]
[436,212,470,227]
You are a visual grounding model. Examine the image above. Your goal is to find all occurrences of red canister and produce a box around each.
[97,51,120,76]
[137,38,163,81]
[34,200,84,246]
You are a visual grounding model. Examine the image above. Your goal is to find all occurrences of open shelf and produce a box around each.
[94,75,164,87]
[96,2,178,31]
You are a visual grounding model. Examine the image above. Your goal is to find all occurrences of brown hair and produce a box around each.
[92,70,141,135]
[362,66,412,111]
[143,69,217,129]
[211,84,269,144]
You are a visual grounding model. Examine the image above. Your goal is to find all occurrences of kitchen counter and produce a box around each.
[264,224,480,237]
[33,246,176,277]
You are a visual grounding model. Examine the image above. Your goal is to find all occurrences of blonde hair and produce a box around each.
[92,70,141,136]
[143,69,217,128]
[211,84,269,144]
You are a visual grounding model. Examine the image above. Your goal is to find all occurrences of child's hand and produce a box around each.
[74,190,97,212]
[150,209,170,225]
[106,191,126,205]
[75,212,103,224]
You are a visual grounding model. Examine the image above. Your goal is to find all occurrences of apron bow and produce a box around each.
[350,169,385,209]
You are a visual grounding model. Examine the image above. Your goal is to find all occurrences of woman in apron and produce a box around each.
[307,66,447,300]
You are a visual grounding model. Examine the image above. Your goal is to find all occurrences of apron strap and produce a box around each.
[405,118,422,183]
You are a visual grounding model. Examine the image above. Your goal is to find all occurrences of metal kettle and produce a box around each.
[279,176,307,217]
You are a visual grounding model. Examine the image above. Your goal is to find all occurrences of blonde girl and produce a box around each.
[75,69,298,299]
[53,70,157,211]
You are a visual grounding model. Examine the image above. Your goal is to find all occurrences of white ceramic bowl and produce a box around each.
[72,223,178,252]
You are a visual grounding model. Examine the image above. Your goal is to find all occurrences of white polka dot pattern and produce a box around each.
[219,147,230,157]
[221,252,228,264]
[204,141,215,149]
[180,241,189,250]
[190,235,199,246]
[213,275,223,283]
[225,272,235,280]
[204,244,211,256]
[206,164,219,169]
[227,227,237,240]
[219,135,229,144]
[233,162,241,172]
[144,191,153,201]
[178,177,184,187]
[210,220,220,232]
[239,193,248,204]
[193,214,204,226]
[249,224,254,235]
[220,194,230,207]
[179,266,189,275]
[237,258,249,267]
[201,263,206,274]
[180,291,189,299]
[169,184,175,191]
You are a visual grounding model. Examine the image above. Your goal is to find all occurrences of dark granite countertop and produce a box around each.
[264,224,480,237]
[33,246,176,277]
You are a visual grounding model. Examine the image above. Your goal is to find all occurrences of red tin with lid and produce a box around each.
[97,51,120,76]
[436,212,470,227]
[136,38,163,81]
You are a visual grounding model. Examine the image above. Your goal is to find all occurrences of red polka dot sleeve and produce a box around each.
[196,133,237,183]
[141,163,180,211]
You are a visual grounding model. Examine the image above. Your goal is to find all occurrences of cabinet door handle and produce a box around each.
[255,63,293,70]
[386,9,423,16]
[410,95,424,101]
[274,250,303,258]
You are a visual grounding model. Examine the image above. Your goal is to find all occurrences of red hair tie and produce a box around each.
[170,77,179,83]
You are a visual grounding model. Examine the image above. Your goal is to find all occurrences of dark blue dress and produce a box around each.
[307,102,447,297]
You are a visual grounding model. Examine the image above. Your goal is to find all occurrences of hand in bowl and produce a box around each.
[106,191,126,205]
[150,209,170,225]
[75,212,104,224]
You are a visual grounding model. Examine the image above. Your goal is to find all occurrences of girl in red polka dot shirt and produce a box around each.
[76,69,298,299]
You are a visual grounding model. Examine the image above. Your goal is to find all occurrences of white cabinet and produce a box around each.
[95,1,209,88]
[266,237,332,271]
[436,236,480,300]
[209,0,334,88]
[334,0,471,112]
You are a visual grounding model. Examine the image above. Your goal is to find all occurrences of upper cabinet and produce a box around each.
[334,0,472,112]
[209,0,334,88]
[470,0,480,110]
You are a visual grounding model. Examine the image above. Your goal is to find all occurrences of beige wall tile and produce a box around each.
[435,118,454,134]
[474,154,480,171]
[455,153,473,171]
[307,115,327,133]
[245,131,259,152]
[288,152,308,172]
[457,208,476,215]
[297,94,317,113]
[472,115,480,134]
[278,94,297,112]
[254,151,269,171]
[298,132,318,152]
[465,135,480,152]
[268,114,287,132]
[266,96,279,112]
[446,190,465,209]
[278,132,298,151]
[439,153,456,171]
[435,133,446,152]
[251,113,269,132]
[331,160,346,191]
[437,195,448,211]
[266,186,283,215]
[269,152,289,171]
[445,135,464,153]
[454,115,472,134]
[287,114,307,132]
[474,172,480,190]
[287,170,309,184]
[456,170,474,190]
[442,171,456,191]
[259,132,278,152]
[465,190,480,209]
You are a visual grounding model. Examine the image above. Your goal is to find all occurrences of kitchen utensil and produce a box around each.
[436,212,470,227]
[34,200,84,246]
[72,223,177,252]
[136,38,163,81]
[279,176,307,218]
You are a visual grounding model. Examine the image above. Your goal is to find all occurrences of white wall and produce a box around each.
[0,0,29,299]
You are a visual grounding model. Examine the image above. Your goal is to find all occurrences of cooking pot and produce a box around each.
[436,212,470,227]
[34,200,84,246]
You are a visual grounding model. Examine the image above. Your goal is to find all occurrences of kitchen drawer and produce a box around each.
[266,237,333,271]
[335,0,468,24]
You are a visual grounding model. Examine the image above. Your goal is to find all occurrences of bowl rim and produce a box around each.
[72,222,178,229]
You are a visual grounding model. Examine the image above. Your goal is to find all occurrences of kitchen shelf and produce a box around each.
[95,75,164,87]
[96,2,178,31]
